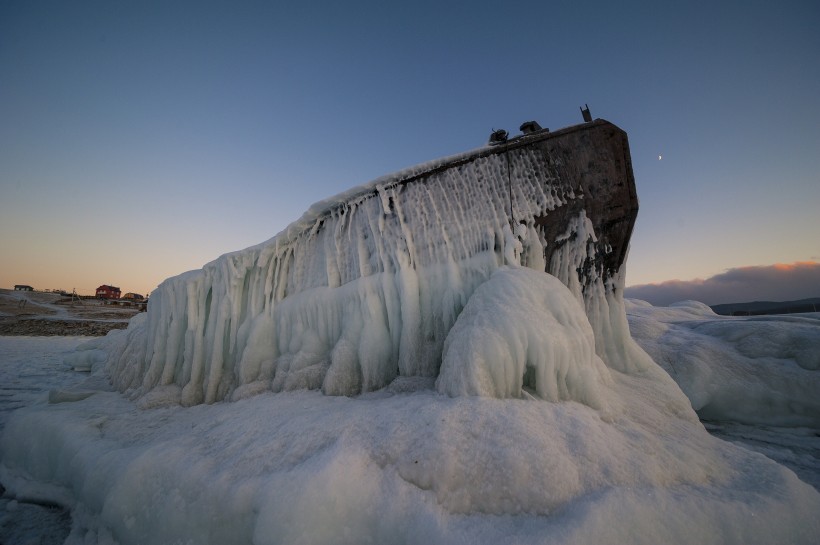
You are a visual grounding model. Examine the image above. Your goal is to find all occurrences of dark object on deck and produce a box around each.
[488,129,509,145]
[519,120,546,134]
[581,104,592,123]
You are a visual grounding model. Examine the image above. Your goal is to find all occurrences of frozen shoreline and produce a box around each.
[0,289,137,337]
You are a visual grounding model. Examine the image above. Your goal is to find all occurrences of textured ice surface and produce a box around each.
[627,300,820,427]
[0,337,90,544]
[94,130,641,405]
[627,300,820,493]
[3,332,820,544]
[437,267,611,409]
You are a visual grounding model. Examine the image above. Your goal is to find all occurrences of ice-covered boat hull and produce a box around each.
[106,119,640,404]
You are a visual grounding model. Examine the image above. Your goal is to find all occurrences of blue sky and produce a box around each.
[1,0,818,297]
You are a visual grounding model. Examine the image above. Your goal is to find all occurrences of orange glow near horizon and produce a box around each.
[770,261,818,272]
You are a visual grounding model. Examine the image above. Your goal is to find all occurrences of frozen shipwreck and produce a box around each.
[103,115,644,406]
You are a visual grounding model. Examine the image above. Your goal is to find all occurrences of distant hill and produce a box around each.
[710,297,820,316]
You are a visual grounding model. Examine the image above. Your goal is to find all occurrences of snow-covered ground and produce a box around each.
[626,299,820,491]
[2,289,819,544]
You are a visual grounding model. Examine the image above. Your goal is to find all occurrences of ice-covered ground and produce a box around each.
[0,337,91,544]
[2,284,820,544]
[626,299,820,491]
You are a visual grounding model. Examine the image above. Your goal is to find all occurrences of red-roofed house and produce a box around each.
[96,285,121,299]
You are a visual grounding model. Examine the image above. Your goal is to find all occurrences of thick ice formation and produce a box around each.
[97,121,643,405]
[437,267,610,409]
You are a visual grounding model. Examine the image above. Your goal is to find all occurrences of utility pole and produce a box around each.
[71,288,84,307]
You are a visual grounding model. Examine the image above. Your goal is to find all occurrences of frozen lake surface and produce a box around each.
[0,337,90,545]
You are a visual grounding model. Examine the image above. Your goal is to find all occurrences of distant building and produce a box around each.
[14,285,34,291]
[96,285,121,299]
[122,292,144,301]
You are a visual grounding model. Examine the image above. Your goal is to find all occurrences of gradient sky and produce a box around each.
[2,0,818,298]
